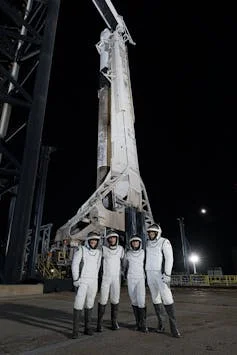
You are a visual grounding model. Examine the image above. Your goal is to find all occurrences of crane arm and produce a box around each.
[92,0,135,44]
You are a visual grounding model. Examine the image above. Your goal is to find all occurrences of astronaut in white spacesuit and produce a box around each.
[96,229,124,332]
[71,231,102,338]
[124,235,148,333]
[145,223,181,338]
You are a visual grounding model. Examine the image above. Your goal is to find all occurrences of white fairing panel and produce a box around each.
[110,31,141,206]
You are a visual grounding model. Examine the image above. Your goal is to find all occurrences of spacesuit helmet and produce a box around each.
[105,229,119,249]
[129,235,142,251]
[86,231,101,250]
[147,223,162,240]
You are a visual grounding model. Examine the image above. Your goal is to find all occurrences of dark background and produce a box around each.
[41,1,237,274]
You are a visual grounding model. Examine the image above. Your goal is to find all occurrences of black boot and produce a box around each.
[153,303,166,333]
[132,305,140,331]
[72,308,82,339]
[84,308,94,335]
[97,303,106,332]
[138,307,149,333]
[164,304,181,338]
[111,303,120,330]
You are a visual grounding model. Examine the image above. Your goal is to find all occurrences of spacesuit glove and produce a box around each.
[73,279,80,288]
[162,273,171,285]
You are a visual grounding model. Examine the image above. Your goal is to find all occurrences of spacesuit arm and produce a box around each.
[162,239,174,276]
[71,246,82,282]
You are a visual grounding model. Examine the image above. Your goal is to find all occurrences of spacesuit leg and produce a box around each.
[128,278,140,330]
[127,277,136,305]
[156,276,180,337]
[137,278,148,333]
[85,278,98,309]
[72,308,82,339]
[146,271,162,304]
[111,303,119,330]
[157,275,174,305]
[72,280,88,338]
[83,278,98,335]
[84,308,94,335]
[74,281,88,310]
[147,271,166,332]
[153,303,166,333]
[99,277,111,305]
[110,278,121,330]
[110,276,121,304]
[96,303,106,332]
[164,303,181,338]
[138,307,148,333]
[132,305,140,330]
[96,277,110,332]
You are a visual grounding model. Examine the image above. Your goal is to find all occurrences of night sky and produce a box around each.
[42,1,237,274]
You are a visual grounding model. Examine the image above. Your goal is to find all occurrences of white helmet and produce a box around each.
[129,235,142,251]
[106,230,119,239]
[105,229,119,249]
[147,223,162,239]
[87,231,101,240]
[86,231,101,249]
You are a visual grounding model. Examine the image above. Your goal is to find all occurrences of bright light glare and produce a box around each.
[189,254,199,263]
[200,208,207,214]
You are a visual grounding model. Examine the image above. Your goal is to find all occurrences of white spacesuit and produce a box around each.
[96,229,124,332]
[124,235,148,333]
[71,231,102,338]
[145,223,181,338]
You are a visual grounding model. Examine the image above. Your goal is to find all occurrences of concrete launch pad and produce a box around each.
[0,286,236,354]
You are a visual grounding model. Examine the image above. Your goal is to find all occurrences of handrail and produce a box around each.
[171,274,237,287]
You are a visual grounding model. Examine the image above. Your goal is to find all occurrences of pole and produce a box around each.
[27,146,55,279]
[177,217,190,275]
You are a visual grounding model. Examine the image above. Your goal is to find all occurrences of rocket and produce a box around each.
[55,0,153,245]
